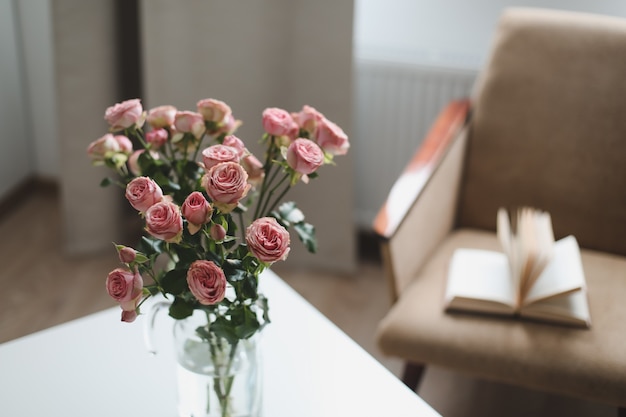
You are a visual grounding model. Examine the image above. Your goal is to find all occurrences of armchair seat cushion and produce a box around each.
[377,229,626,406]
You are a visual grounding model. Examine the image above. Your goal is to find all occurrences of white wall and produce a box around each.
[53,0,125,254]
[354,0,626,69]
[15,0,59,180]
[0,0,32,197]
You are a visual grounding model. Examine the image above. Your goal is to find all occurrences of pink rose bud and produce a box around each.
[128,149,160,176]
[286,138,324,175]
[203,162,251,213]
[262,107,299,137]
[218,114,242,135]
[182,191,213,235]
[146,105,177,129]
[104,98,143,131]
[114,135,133,154]
[145,128,169,149]
[222,135,246,158]
[197,98,232,123]
[246,217,291,264]
[125,176,164,212]
[201,144,240,170]
[118,247,137,263]
[291,105,324,135]
[186,260,227,305]
[241,154,265,186]
[315,118,350,156]
[210,223,226,241]
[106,267,143,307]
[87,133,121,162]
[121,309,138,323]
[174,111,206,139]
[145,201,184,243]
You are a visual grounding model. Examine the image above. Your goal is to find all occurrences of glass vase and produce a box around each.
[146,304,262,417]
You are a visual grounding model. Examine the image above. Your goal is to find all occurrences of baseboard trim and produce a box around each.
[0,176,59,220]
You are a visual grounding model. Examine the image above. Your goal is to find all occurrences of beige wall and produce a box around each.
[53,0,125,254]
[140,0,356,272]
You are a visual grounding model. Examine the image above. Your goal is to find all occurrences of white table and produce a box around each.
[0,270,440,417]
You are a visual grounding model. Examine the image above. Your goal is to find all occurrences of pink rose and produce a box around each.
[291,105,324,135]
[118,247,137,263]
[128,149,160,176]
[105,98,143,131]
[218,114,242,135]
[246,217,290,264]
[87,133,121,161]
[106,267,143,310]
[146,105,177,129]
[182,191,213,234]
[203,162,251,213]
[125,176,164,212]
[186,260,227,305]
[241,154,265,186]
[121,309,138,323]
[315,118,349,156]
[210,223,226,241]
[174,111,206,139]
[286,138,324,175]
[114,135,133,154]
[197,98,232,123]
[262,107,298,137]
[222,135,246,158]
[201,145,240,170]
[145,128,169,149]
[145,201,183,243]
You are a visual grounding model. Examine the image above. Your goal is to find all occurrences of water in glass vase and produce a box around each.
[176,336,261,417]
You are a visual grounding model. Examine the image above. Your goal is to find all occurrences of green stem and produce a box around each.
[208,334,239,417]
[135,293,153,310]
[253,138,279,219]
[264,182,293,217]
[238,211,246,242]
[259,174,289,218]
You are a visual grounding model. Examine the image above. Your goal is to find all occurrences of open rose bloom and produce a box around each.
[88,97,348,339]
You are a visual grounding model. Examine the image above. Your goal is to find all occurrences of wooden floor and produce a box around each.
[0,188,616,417]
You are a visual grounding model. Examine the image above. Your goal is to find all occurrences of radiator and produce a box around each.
[353,58,477,229]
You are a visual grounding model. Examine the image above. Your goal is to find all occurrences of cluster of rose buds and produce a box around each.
[90,98,348,322]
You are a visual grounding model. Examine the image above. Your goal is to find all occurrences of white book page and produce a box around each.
[521,290,591,327]
[445,248,516,308]
[524,236,586,305]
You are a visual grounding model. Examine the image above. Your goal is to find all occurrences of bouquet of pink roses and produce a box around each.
[87,97,349,345]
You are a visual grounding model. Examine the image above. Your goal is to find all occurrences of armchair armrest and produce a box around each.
[373,99,470,300]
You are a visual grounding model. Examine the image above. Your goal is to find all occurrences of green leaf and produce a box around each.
[139,236,163,257]
[183,160,203,180]
[169,297,194,320]
[210,317,240,345]
[99,177,112,187]
[161,268,188,295]
[241,273,259,299]
[294,222,317,254]
[173,245,199,268]
[223,259,246,282]
[273,201,305,227]
[257,295,271,325]
[145,284,160,296]
[231,305,260,340]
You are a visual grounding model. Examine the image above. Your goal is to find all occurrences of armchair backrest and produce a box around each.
[457,8,626,255]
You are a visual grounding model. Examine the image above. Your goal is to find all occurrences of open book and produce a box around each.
[444,207,591,328]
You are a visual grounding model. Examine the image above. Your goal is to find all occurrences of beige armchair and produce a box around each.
[373,7,626,413]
